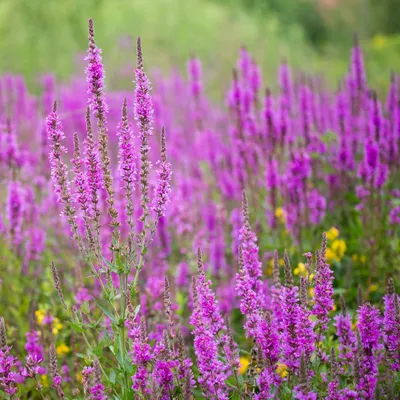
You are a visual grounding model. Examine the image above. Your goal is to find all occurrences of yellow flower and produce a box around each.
[35,309,46,326]
[352,254,359,262]
[279,258,284,267]
[56,343,70,356]
[41,374,49,387]
[326,227,340,241]
[266,259,274,276]
[52,318,63,335]
[369,284,378,292]
[294,262,307,276]
[275,207,285,223]
[332,304,337,312]
[239,357,250,375]
[326,248,338,263]
[372,34,388,50]
[309,273,315,281]
[276,363,288,378]
[360,255,366,264]
[76,372,83,383]
[331,239,346,260]
[309,287,315,298]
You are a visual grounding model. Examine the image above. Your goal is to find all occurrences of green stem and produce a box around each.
[119,273,130,399]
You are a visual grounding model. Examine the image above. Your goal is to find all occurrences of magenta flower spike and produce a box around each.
[312,234,334,335]
[190,250,229,399]
[357,303,382,398]
[134,36,154,221]
[152,128,172,219]
[46,102,82,248]
[117,97,137,232]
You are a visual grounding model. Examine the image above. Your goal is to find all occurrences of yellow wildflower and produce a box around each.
[352,254,359,262]
[276,363,288,378]
[293,262,307,276]
[331,239,346,260]
[326,248,338,263]
[52,318,63,335]
[266,259,274,276]
[35,309,46,326]
[309,273,315,281]
[360,255,366,264]
[369,284,378,292]
[41,374,49,387]
[239,357,250,375]
[332,304,337,312]
[56,343,70,356]
[309,287,315,298]
[275,207,285,223]
[372,35,388,50]
[326,227,340,241]
[279,258,284,267]
[76,372,83,383]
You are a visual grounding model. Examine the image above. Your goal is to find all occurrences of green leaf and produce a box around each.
[67,321,84,333]
[94,298,116,323]
[321,130,338,145]
[81,301,90,315]
[133,305,141,317]
[109,369,116,384]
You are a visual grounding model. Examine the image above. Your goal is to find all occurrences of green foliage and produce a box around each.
[217,0,329,47]
[0,0,314,91]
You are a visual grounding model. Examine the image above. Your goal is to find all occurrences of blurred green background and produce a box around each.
[0,0,398,91]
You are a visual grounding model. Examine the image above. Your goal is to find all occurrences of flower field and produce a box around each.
[0,18,399,399]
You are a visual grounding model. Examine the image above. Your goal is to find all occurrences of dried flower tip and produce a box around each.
[339,293,347,315]
[354,349,360,384]
[299,352,308,386]
[0,317,7,349]
[52,101,57,113]
[283,249,293,288]
[137,36,143,70]
[192,275,199,307]
[394,295,400,319]
[126,291,135,318]
[300,276,308,307]
[161,329,171,360]
[88,18,94,41]
[321,232,327,260]
[387,278,395,295]
[93,358,102,386]
[197,248,205,276]
[273,250,280,287]
[51,262,68,310]
[241,190,250,226]
[330,348,337,377]
[139,316,148,342]
[160,127,167,163]
[49,343,59,378]
[164,277,175,337]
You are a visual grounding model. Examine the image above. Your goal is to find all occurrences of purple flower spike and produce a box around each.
[86,18,108,122]
[357,303,382,398]
[152,128,172,219]
[312,234,334,334]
